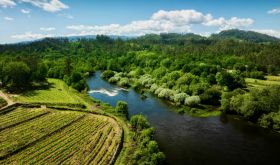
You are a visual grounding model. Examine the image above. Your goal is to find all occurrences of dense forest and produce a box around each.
[0,29,280,134]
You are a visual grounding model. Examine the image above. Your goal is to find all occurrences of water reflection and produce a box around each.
[87,71,280,165]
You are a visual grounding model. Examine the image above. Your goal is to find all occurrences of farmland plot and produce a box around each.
[0,107,122,165]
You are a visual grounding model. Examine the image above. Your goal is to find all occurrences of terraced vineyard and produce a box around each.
[0,107,122,165]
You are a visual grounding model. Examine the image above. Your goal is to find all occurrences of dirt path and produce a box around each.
[0,90,14,106]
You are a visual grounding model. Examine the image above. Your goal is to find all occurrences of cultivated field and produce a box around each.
[0,107,122,165]
[13,79,85,106]
[245,75,280,88]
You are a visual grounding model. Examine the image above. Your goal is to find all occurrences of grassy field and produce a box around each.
[0,107,122,164]
[245,75,280,88]
[13,79,86,106]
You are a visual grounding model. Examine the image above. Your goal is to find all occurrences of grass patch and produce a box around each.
[178,105,221,117]
[13,79,86,107]
[245,77,280,88]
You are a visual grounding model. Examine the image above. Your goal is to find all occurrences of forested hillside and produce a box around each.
[0,30,280,132]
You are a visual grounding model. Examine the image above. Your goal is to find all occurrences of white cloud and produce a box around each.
[1,0,68,12]
[40,27,56,31]
[66,9,254,36]
[11,31,54,40]
[268,8,280,14]
[3,16,14,21]
[252,29,280,38]
[151,9,212,25]
[20,0,68,12]
[221,17,254,30]
[21,8,31,14]
[0,0,16,8]
[204,17,226,26]
[204,17,254,30]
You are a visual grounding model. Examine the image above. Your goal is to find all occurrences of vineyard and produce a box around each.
[0,107,122,165]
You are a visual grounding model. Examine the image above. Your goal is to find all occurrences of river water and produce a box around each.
[87,71,280,165]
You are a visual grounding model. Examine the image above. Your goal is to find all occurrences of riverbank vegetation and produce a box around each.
[221,86,280,132]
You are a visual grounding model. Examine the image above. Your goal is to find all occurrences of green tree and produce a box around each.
[3,61,31,88]
[116,101,128,115]
[130,114,150,131]
[101,70,115,80]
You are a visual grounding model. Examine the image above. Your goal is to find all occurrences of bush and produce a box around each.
[130,115,165,164]
[0,98,7,108]
[259,112,280,131]
[222,86,280,125]
[189,82,210,95]
[173,93,189,105]
[150,84,159,93]
[154,87,164,95]
[249,71,265,80]
[158,88,175,100]
[216,71,245,91]
[185,96,201,107]
[220,89,245,112]
[72,79,88,92]
[101,70,115,80]
[130,114,150,131]
[139,74,154,88]
[108,76,120,84]
[118,77,130,87]
[116,101,128,116]
[3,61,31,88]
[200,88,221,105]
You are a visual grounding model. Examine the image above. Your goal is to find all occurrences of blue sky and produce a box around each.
[0,0,280,43]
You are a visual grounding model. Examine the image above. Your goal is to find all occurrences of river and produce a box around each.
[87,71,280,165]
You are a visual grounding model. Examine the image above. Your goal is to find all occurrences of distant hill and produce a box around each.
[137,33,206,44]
[210,29,280,43]
[2,29,280,46]
[67,35,135,41]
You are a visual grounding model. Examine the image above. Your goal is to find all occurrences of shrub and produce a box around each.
[216,71,245,90]
[189,82,210,95]
[249,71,265,80]
[222,86,280,125]
[3,61,31,88]
[130,114,150,131]
[158,88,175,100]
[115,101,128,115]
[150,84,159,93]
[220,89,245,112]
[118,77,130,87]
[130,115,166,164]
[259,112,280,131]
[72,79,88,92]
[185,96,201,107]
[200,88,221,105]
[101,70,114,79]
[108,76,120,83]
[0,98,7,108]
[173,93,189,105]
[139,74,154,88]
[154,87,164,95]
